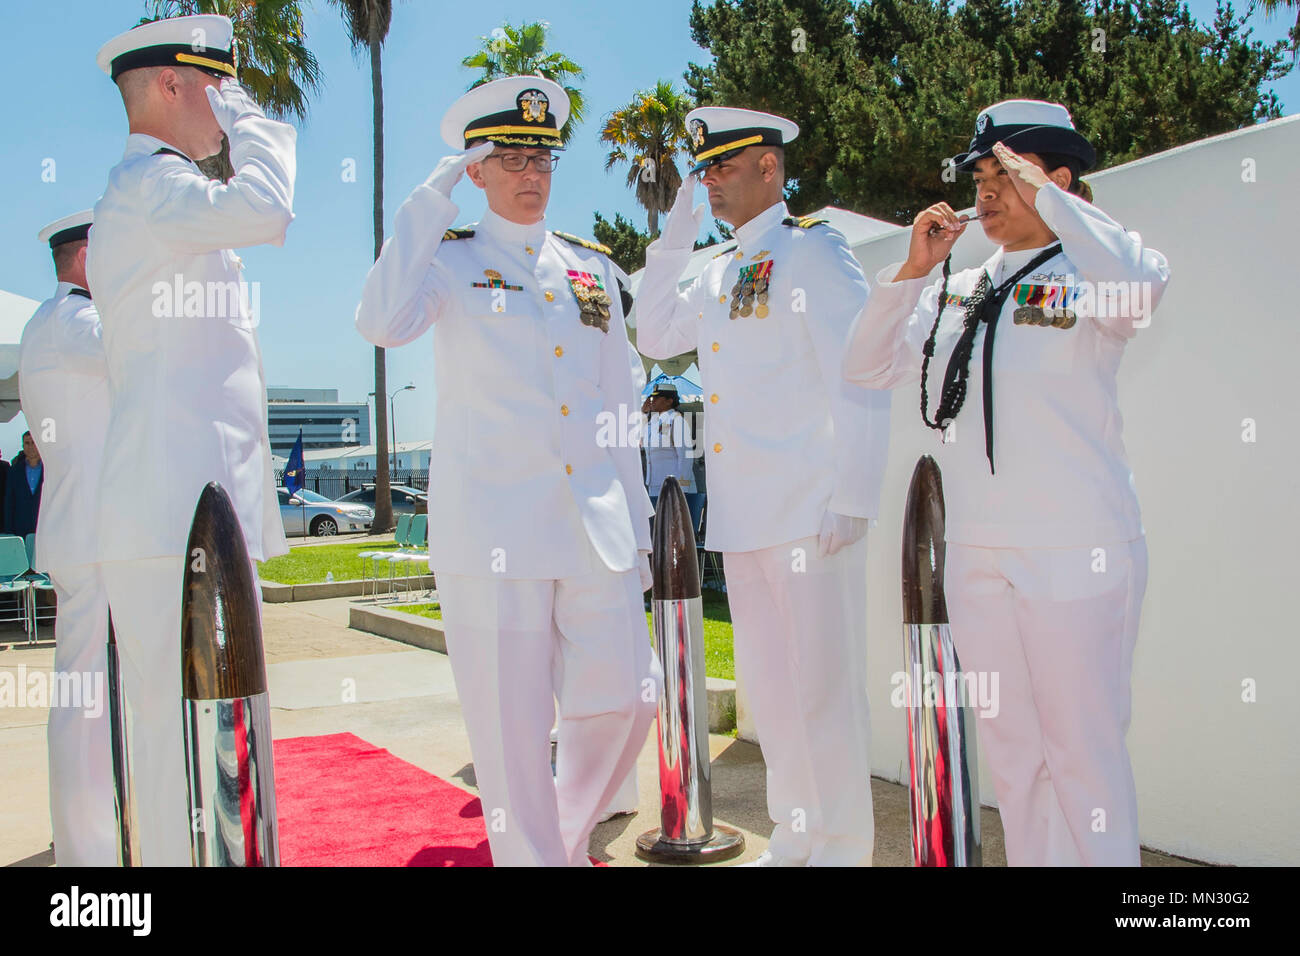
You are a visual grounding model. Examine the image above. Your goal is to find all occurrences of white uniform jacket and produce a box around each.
[843,183,1171,548]
[644,409,693,496]
[87,123,295,563]
[636,200,891,553]
[18,283,110,572]
[355,190,653,580]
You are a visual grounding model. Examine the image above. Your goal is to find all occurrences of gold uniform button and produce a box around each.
[554,346,563,357]
[718,295,726,303]
[734,252,743,260]
[711,342,720,352]
[713,442,722,454]
[560,404,570,416]
[565,464,573,475]
[710,393,719,404]
[544,291,555,302]
[526,246,535,255]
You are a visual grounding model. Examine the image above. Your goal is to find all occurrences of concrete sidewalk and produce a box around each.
[0,598,1195,867]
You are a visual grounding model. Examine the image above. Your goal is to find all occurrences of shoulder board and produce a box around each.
[712,244,739,259]
[552,231,612,256]
[782,216,829,229]
[442,227,475,240]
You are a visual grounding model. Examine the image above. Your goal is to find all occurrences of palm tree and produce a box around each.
[147,0,322,180]
[330,0,397,535]
[1259,0,1300,60]
[601,81,693,235]
[461,22,585,145]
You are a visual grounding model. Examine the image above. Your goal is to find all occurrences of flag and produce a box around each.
[284,429,305,495]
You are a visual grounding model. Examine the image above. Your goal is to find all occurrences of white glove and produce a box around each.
[659,175,705,250]
[424,142,495,198]
[204,79,265,135]
[817,511,869,558]
[638,550,653,593]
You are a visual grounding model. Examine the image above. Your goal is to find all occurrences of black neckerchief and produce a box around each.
[920,243,1062,474]
[153,146,194,164]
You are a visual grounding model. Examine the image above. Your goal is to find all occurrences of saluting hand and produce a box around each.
[897,202,968,281]
[205,79,265,135]
[425,142,495,198]
[659,175,705,250]
[992,141,1051,208]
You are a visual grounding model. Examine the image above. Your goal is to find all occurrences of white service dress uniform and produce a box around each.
[86,31,295,863]
[355,181,659,865]
[19,279,117,866]
[637,199,892,866]
[644,407,694,500]
[843,181,1170,865]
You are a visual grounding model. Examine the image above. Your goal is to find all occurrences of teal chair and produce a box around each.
[0,535,34,641]
[24,534,56,641]
[391,514,430,601]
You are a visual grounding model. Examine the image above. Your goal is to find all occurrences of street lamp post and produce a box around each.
[370,385,415,478]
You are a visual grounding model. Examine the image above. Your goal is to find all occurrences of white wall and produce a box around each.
[854,115,1300,865]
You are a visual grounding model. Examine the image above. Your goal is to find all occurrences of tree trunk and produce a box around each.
[369,25,395,535]
[648,207,659,237]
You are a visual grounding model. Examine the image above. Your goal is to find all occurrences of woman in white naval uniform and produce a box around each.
[843,100,1170,865]
[355,76,659,866]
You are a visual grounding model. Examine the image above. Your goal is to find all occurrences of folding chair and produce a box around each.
[392,515,431,600]
[0,535,34,642]
[24,534,56,641]
[360,514,411,599]
[695,497,725,592]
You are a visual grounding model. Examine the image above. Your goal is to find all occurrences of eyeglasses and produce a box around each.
[488,153,560,172]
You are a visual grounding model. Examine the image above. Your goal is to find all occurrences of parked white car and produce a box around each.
[278,488,374,537]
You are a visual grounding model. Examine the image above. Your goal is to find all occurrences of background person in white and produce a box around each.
[87,14,295,866]
[354,76,658,867]
[642,383,693,506]
[843,100,1170,865]
[19,211,116,866]
[635,107,892,867]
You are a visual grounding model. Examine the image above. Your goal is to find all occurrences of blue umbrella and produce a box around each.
[643,369,702,403]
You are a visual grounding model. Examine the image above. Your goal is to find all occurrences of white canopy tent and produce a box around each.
[0,288,40,423]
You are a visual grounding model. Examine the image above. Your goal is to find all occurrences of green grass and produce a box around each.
[390,603,443,621]
[383,588,735,679]
[257,540,409,585]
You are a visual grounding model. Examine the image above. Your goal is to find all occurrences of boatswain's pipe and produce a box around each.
[181,482,279,867]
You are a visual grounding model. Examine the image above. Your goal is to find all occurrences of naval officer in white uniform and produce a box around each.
[19,211,116,866]
[355,76,659,867]
[843,100,1170,865]
[636,107,892,866]
[87,14,295,865]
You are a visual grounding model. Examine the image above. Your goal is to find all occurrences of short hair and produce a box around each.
[22,431,32,441]
[115,65,167,113]
[51,239,85,275]
[1035,151,1086,197]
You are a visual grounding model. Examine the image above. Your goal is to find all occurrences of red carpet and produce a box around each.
[273,732,494,866]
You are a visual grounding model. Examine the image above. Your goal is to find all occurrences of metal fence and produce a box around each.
[274,469,429,500]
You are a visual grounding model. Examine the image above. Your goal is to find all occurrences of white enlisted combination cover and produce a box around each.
[355,198,652,579]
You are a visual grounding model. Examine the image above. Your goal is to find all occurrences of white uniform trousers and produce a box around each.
[725,534,873,866]
[438,555,660,867]
[945,537,1148,866]
[47,563,118,866]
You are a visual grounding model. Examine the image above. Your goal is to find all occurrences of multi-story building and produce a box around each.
[267,387,370,457]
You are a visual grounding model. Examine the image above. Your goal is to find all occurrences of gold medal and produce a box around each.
[755,304,769,318]
[1014,305,1045,326]
[740,303,753,318]
[729,308,739,320]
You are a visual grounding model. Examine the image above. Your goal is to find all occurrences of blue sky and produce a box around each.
[1,0,1295,456]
